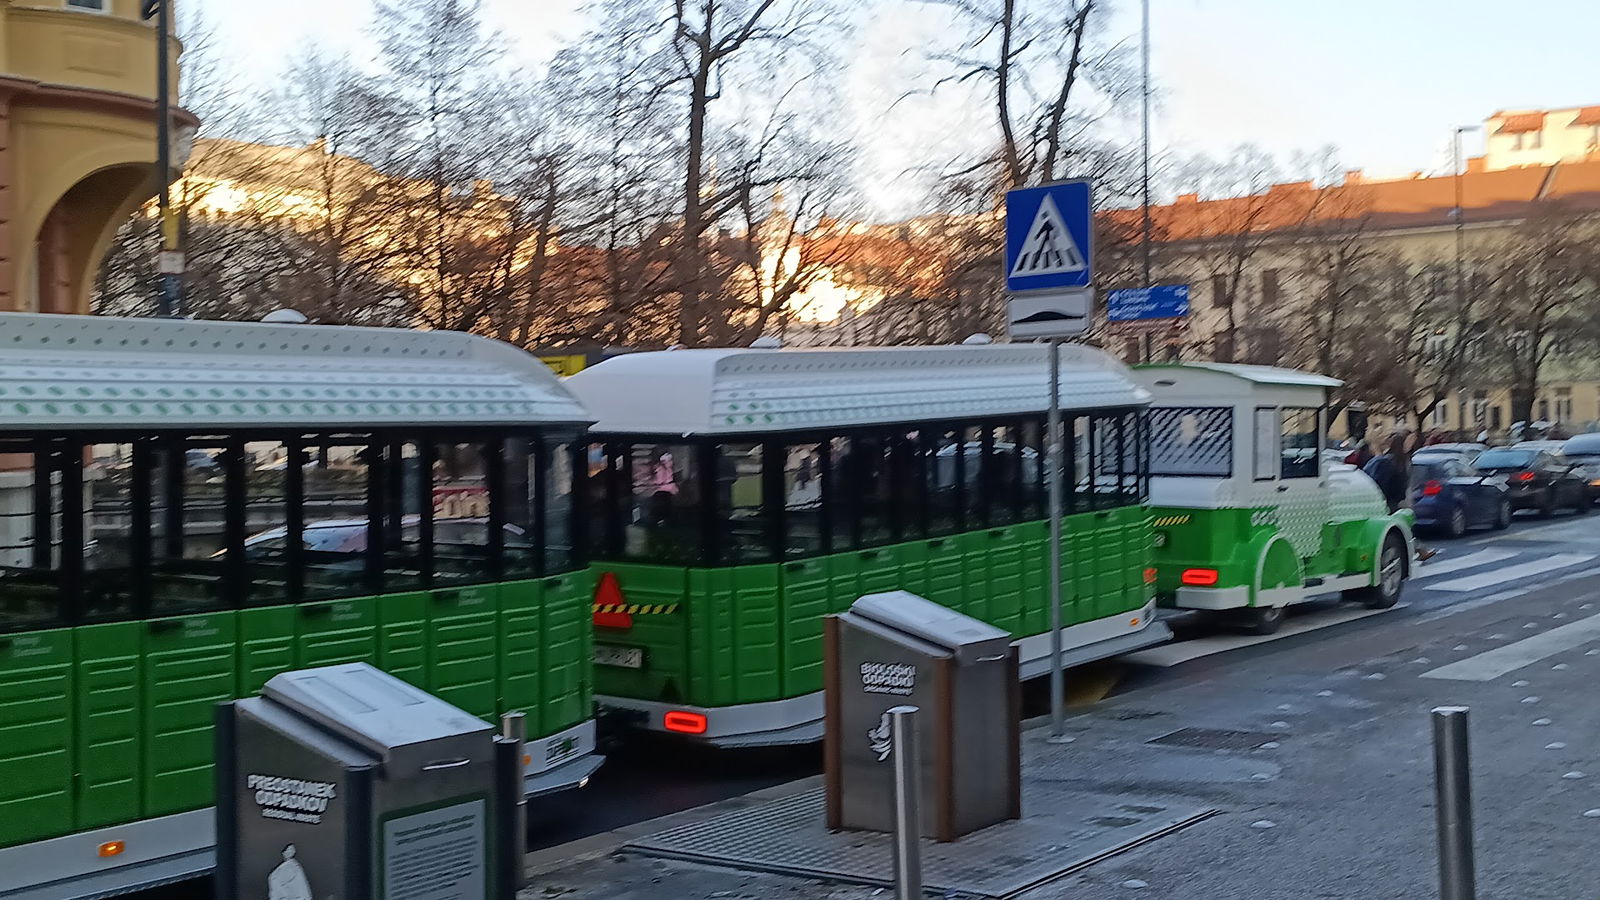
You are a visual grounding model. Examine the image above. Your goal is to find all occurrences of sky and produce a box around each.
[194,0,1599,211]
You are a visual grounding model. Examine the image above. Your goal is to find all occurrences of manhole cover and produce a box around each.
[1147,727,1282,751]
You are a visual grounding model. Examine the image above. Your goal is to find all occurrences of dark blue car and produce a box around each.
[1410,457,1511,537]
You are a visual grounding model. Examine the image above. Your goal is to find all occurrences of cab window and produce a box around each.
[1280,408,1321,479]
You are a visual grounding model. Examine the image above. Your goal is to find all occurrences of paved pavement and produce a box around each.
[522,515,1600,900]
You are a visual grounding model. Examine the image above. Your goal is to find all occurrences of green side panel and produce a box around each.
[960,533,991,621]
[590,563,689,702]
[1016,522,1049,637]
[895,541,931,598]
[539,570,591,734]
[1093,511,1127,619]
[856,545,905,595]
[498,579,546,733]
[778,555,832,697]
[0,628,73,848]
[921,537,966,611]
[377,592,430,690]
[687,565,781,706]
[74,622,142,830]
[238,605,296,695]
[428,585,500,720]
[985,527,1026,634]
[142,612,237,817]
[296,597,378,669]
[1065,515,1096,625]
[825,552,862,611]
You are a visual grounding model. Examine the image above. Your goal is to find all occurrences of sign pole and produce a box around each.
[1046,337,1071,743]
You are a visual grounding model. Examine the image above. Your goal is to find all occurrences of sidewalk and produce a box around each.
[522,575,1600,899]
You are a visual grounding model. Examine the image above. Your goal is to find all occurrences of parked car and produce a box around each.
[1471,448,1589,517]
[1409,457,1511,536]
[1412,442,1487,464]
[1560,433,1600,505]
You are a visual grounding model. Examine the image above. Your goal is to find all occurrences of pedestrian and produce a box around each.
[1344,436,1375,468]
[1362,434,1409,513]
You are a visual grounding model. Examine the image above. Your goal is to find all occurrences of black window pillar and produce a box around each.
[285,435,305,604]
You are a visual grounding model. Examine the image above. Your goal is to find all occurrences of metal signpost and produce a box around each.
[1432,706,1476,900]
[887,705,923,900]
[1003,180,1095,743]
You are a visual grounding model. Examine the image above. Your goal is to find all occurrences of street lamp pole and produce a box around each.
[1138,0,1154,362]
[148,0,182,317]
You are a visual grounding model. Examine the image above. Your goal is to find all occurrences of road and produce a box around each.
[135,509,1600,899]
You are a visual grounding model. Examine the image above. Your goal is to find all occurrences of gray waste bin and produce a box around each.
[214,663,518,900]
[824,591,1021,841]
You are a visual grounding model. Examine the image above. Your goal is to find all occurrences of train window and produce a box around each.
[825,436,854,551]
[82,442,137,620]
[1280,408,1321,479]
[584,443,620,559]
[1020,419,1045,519]
[988,423,1024,526]
[621,443,702,564]
[544,439,578,573]
[505,437,539,579]
[927,426,963,537]
[783,442,824,558]
[889,429,924,542]
[960,425,986,528]
[1253,408,1280,481]
[240,440,292,606]
[1149,407,1233,477]
[0,441,67,632]
[432,440,495,585]
[856,433,893,547]
[301,440,371,601]
[145,438,232,616]
[716,442,771,564]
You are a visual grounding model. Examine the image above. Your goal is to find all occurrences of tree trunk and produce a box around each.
[679,62,711,346]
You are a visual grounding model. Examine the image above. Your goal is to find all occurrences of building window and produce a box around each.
[1211,274,1230,308]
[1490,406,1503,431]
[1213,332,1234,363]
[1512,133,1524,151]
[1530,131,1543,150]
[1471,391,1488,427]
[1555,387,1573,423]
[1428,404,1449,429]
[1538,400,1550,422]
[1261,269,1280,306]
[65,0,108,10]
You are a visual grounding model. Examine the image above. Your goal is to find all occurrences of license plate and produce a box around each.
[593,644,644,669]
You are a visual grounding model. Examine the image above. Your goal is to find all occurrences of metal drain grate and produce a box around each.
[1146,727,1282,751]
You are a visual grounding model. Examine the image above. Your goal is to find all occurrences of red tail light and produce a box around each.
[663,711,708,734]
[1422,480,1443,496]
[1515,471,1537,482]
[1181,567,1220,586]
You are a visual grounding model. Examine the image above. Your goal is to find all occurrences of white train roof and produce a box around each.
[565,343,1149,435]
[0,312,588,431]
[1138,362,1342,389]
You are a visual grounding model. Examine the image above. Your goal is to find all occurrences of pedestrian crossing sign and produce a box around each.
[1004,180,1094,293]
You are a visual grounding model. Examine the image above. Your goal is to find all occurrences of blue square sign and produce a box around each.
[1004,180,1094,294]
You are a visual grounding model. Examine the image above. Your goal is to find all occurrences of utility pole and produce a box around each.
[1453,125,1478,431]
[146,0,183,317]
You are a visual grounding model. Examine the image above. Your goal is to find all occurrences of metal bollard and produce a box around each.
[1432,706,1476,900]
[888,705,923,900]
[501,711,528,890]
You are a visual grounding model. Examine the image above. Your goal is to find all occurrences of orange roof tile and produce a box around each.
[1495,112,1544,134]
[1572,106,1600,126]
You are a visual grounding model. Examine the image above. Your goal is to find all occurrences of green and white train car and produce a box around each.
[1138,363,1414,633]
[0,312,599,898]
[567,342,1170,746]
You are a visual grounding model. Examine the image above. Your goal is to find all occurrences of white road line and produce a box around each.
[1423,554,1594,593]
[1421,613,1600,681]
[1415,549,1517,580]
[1126,605,1403,668]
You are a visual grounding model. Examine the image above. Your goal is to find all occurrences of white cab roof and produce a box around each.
[0,312,588,430]
[1140,362,1342,389]
[566,343,1149,435]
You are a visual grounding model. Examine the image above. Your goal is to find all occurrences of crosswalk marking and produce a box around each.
[1421,613,1600,681]
[1415,549,1517,580]
[1423,554,1594,593]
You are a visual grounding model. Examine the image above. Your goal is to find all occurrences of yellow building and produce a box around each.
[0,0,192,314]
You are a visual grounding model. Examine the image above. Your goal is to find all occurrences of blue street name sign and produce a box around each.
[1004,180,1093,294]
[1107,284,1190,322]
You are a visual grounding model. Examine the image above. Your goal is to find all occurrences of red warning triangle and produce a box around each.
[592,572,631,629]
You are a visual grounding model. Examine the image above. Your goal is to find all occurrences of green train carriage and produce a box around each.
[0,312,599,898]
[567,341,1170,746]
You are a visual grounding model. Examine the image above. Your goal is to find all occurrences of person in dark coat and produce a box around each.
[1362,433,1409,513]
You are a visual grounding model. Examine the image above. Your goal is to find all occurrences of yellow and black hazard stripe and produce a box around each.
[1152,514,1192,527]
[592,602,680,615]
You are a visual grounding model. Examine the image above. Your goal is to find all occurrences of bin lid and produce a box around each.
[262,663,494,771]
[850,591,1012,664]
